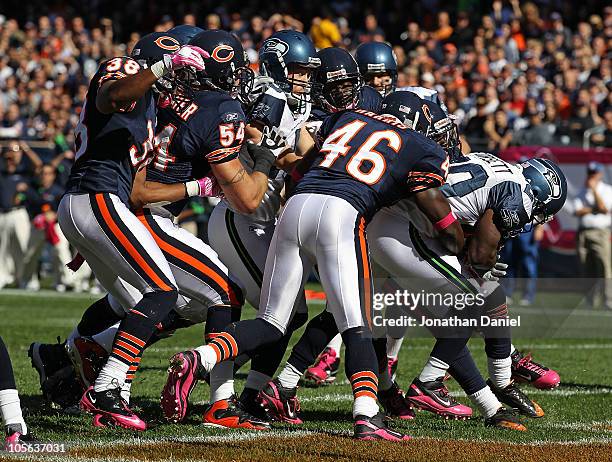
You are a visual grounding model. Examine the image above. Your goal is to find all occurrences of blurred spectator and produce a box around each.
[514,108,555,145]
[0,142,38,288]
[310,10,342,49]
[484,109,513,151]
[19,164,74,291]
[574,162,612,310]
[501,225,543,306]
[587,108,612,148]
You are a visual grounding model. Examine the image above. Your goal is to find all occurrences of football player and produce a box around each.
[273,93,566,430]
[56,31,208,431]
[203,30,320,422]
[163,93,461,440]
[354,42,397,97]
[32,30,277,430]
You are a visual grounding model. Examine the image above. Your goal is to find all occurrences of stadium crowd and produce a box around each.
[0,0,610,291]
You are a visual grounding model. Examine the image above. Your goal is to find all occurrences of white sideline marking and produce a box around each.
[299,387,612,404]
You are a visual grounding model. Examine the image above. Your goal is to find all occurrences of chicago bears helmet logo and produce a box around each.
[260,38,289,57]
[211,45,235,63]
[421,104,433,124]
[154,36,181,51]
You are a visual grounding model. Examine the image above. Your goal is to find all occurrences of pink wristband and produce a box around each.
[434,211,457,231]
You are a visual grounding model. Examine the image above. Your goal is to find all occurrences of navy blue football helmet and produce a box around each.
[169,25,204,44]
[259,30,320,112]
[355,42,397,96]
[131,32,182,94]
[185,30,254,102]
[381,91,462,160]
[520,158,567,224]
[313,47,363,113]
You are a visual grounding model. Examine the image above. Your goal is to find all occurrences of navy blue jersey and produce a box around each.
[146,91,245,216]
[295,109,449,220]
[66,57,156,204]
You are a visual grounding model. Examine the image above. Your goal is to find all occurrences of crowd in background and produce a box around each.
[0,0,610,292]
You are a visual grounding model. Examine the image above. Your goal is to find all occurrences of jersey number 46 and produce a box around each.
[318,120,402,185]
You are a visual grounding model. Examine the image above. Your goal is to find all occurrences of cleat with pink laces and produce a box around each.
[406,377,472,419]
[304,347,340,386]
[378,382,415,420]
[80,386,146,431]
[256,379,303,424]
[511,350,560,390]
[354,413,411,441]
[161,350,203,423]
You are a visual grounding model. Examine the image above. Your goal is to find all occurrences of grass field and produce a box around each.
[1,289,612,461]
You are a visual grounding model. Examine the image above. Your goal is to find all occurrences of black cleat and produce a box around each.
[487,379,544,418]
[484,407,527,431]
[239,387,271,422]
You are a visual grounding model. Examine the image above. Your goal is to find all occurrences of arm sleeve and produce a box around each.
[199,99,246,165]
[488,181,531,235]
[406,136,449,193]
[248,92,286,128]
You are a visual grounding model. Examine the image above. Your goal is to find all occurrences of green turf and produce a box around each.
[1,289,611,459]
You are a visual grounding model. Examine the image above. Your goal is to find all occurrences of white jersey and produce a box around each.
[223,84,311,223]
[389,152,534,238]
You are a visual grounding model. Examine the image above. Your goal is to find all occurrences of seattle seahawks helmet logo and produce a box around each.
[260,38,289,57]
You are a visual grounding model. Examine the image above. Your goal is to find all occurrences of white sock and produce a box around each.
[0,389,27,434]
[488,356,512,389]
[386,335,404,360]
[209,361,235,403]
[468,386,502,418]
[194,345,219,373]
[94,356,128,392]
[419,356,449,383]
[277,363,302,389]
[327,334,343,355]
[378,368,394,392]
[244,370,272,392]
[353,396,379,419]
[92,323,119,354]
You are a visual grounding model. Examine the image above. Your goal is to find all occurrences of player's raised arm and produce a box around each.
[96,45,208,114]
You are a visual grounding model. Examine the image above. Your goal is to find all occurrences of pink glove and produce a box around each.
[197,175,224,198]
[165,45,209,72]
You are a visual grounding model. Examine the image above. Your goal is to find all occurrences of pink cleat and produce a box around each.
[406,377,472,419]
[511,350,560,390]
[304,347,340,386]
[378,382,415,420]
[256,379,303,424]
[161,350,202,423]
[4,425,39,452]
[353,413,411,441]
[80,386,146,431]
